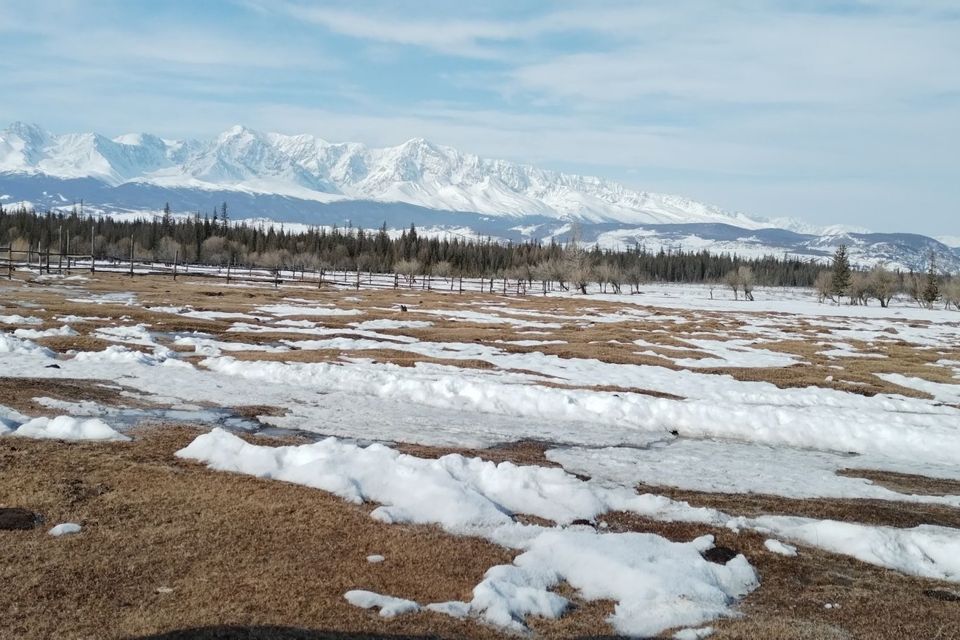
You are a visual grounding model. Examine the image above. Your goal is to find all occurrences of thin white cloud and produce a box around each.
[505,11,960,107]
[278,4,524,59]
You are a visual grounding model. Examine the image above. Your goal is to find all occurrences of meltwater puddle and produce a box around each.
[32,397,265,434]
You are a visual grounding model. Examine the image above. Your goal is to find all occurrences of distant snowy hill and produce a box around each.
[1,122,957,272]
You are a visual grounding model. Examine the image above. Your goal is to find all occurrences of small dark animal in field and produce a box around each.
[400,305,408,312]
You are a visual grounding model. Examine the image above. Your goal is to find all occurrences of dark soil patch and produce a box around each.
[0,507,43,531]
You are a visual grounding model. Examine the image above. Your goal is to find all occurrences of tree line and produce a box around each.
[816,245,959,310]
[2,204,948,301]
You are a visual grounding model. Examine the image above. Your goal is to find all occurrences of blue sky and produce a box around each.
[0,0,958,235]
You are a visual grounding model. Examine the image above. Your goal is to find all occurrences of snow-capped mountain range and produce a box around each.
[0,121,771,227]
[1,122,956,271]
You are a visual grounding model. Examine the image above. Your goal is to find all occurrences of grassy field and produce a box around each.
[2,271,960,639]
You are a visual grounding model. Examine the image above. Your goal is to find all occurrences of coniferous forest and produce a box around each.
[1,203,828,287]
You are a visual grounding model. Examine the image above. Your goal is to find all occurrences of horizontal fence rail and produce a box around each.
[0,250,580,295]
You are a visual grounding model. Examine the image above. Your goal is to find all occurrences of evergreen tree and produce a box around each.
[161,202,172,232]
[922,251,940,308]
[831,244,851,300]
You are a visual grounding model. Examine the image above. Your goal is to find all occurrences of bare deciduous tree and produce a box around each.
[847,272,870,305]
[738,266,755,301]
[814,270,833,303]
[562,226,592,295]
[724,269,740,300]
[867,265,898,308]
[394,258,421,287]
[942,278,960,311]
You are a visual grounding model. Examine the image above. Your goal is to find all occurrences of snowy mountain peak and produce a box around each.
[4,121,49,143]
[1,121,803,230]
[219,124,256,140]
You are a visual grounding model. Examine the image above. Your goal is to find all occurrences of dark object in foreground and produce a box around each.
[0,507,43,530]
[702,545,739,564]
[924,589,960,602]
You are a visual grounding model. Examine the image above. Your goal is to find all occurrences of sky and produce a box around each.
[0,0,958,235]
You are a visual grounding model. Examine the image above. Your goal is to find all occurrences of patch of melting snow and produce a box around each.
[68,292,137,305]
[344,590,420,618]
[0,333,55,356]
[419,308,562,329]
[48,523,82,536]
[876,373,960,404]
[764,539,798,556]
[673,338,799,368]
[0,314,43,325]
[256,304,363,317]
[31,397,264,433]
[55,314,108,322]
[13,325,77,339]
[546,440,960,505]
[3,411,129,441]
[150,306,260,321]
[173,334,290,357]
[350,319,433,330]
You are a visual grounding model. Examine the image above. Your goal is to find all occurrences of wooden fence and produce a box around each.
[0,248,570,296]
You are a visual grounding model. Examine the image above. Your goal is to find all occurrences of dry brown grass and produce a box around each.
[537,380,685,400]
[1,428,523,640]
[396,439,555,468]
[0,376,136,414]
[635,484,960,530]
[836,469,960,497]
[36,334,125,354]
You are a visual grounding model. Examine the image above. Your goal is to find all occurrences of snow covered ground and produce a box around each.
[2,272,959,637]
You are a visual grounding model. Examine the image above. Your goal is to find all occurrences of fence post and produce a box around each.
[226,259,232,283]
[129,235,134,276]
[173,250,179,280]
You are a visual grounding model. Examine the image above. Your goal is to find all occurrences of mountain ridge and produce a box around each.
[1,121,788,231]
